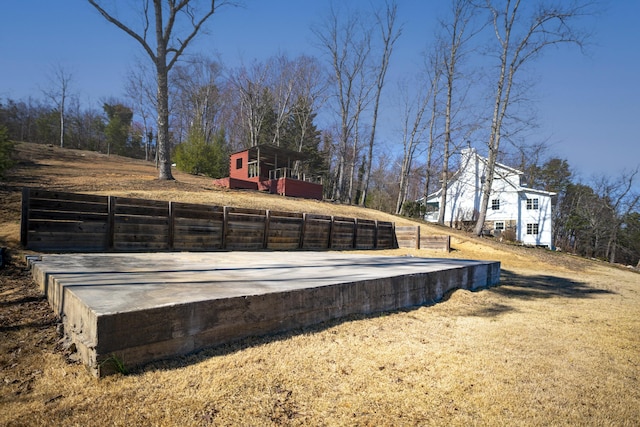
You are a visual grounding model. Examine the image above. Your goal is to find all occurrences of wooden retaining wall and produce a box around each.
[395,225,451,252]
[21,188,398,252]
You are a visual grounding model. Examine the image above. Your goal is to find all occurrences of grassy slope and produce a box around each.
[1,142,639,426]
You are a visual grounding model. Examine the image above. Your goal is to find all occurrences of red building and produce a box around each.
[212,144,323,200]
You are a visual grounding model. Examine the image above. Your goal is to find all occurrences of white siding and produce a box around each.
[424,148,555,248]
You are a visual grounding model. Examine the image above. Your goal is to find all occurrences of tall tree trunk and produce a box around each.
[59,102,65,148]
[360,1,399,206]
[154,1,173,181]
[156,62,174,180]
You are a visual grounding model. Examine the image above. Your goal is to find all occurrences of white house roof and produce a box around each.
[421,148,556,201]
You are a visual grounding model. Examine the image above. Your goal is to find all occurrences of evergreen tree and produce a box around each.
[174,126,229,178]
[103,103,133,156]
[35,110,59,144]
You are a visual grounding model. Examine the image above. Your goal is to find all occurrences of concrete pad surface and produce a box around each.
[29,251,500,376]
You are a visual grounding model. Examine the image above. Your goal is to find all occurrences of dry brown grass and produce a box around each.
[1,142,639,426]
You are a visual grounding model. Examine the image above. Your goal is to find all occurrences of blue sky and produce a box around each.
[1,0,638,192]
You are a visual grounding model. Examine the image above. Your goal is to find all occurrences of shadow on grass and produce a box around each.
[438,268,617,319]
[493,269,617,300]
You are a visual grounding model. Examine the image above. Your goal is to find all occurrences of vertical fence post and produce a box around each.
[393,223,398,248]
[415,225,421,249]
[168,201,175,250]
[299,213,307,249]
[107,196,116,250]
[222,206,229,249]
[352,219,358,249]
[20,187,30,248]
[329,216,335,249]
[374,220,379,249]
[264,210,271,249]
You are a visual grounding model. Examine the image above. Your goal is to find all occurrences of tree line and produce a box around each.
[1,0,638,266]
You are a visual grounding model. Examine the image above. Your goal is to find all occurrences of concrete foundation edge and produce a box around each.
[30,256,500,377]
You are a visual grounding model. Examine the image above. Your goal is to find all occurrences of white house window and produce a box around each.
[491,199,500,210]
[527,223,539,235]
[494,221,504,231]
[527,198,539,210]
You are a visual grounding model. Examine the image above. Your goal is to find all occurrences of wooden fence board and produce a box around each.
[28,210,108,222]
[331,217,356,250]
[224,207,266,250]
[355,219,376,249]
[420,235,451,252]
[396,226,419,249]
[28,189,108,204]
[266,211,303,250]
[114,205,170,218]
[376,222,396,249]
[302,215,331,250]
[29,199,109,214]
[26,235,108,252]
[171,202,223,217]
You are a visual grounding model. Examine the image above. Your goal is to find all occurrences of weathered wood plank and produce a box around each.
[29,189,108,204]
[174,224,223,234]
[29,198,109,214]
[420,235,451,252]
[114,232,169,243]
[112,241,169,251]
[28,220,107,234]
[268,211,303,219]
[172,202,224,220]
[115,217,169,228]
[28,209,108,222]
[114,223,169,236]
[225,207,267,216]
[115,205,169,217]
[114,197,169,208]
[395,225,420,249]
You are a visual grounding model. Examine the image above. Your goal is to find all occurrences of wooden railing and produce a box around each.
[20,188,397,252]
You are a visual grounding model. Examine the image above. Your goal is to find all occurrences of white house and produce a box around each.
[421,147,556,248]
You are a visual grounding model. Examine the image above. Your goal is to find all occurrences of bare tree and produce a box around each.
[422,52,445,204]
[595,169,640,263]
[394,77,431,214]
[230,60,271,148]
[42,64,73,148]
[125,57,157,161]
[313,3,371,202]
[268,54,298,147]
[474,0,592,235]
[289,55,328,154]
[171,55,223,144]
[359,0,401,206]
[435,0,481,226]
[88,0,227,180]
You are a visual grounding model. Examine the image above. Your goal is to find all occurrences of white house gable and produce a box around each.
[423,147,555,248]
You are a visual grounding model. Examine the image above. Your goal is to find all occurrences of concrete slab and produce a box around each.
[29,252,500,376]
